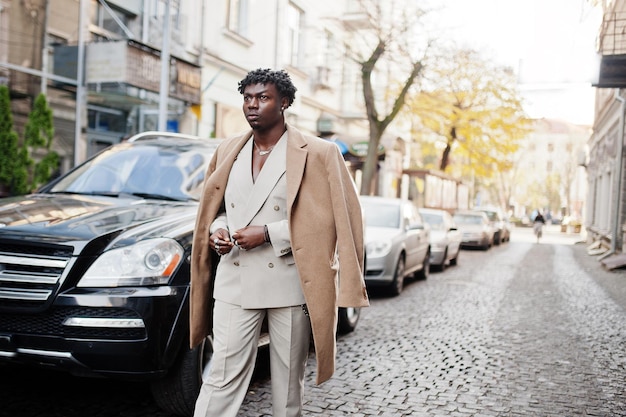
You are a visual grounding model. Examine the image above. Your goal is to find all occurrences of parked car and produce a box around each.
[453,210,495,250]
[419,208,462,271]
[475,206,510,244]
[360,196,430,296]
[0,131,361,417]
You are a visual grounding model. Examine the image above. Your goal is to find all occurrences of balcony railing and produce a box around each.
[598,12,626,55]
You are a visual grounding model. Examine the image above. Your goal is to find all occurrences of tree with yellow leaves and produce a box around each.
[407,48,531,206]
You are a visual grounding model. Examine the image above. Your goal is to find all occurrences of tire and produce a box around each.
[493,232,501,245]
[415,250,430,280]
[151,336,213,417]
[434,249,447,272]
[450,248,459,266]
[337,307,361,334]
[389,255,405,296]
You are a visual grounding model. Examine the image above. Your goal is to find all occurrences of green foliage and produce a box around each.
[12,146,31,196]
[25,93,54,148]
[0,88,58,196]
[24,93,58,190]
[0,86,21,196]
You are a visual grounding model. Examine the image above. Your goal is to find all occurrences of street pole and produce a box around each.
[74,0,87,167]
[158,0,171,132]
[40,0,50,94]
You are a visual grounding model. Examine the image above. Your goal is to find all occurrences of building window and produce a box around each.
[90,0,132,37]
[227,0,249,37]
[147,0,182,30]
[546,161,553,172]
[286,3,303,67]
[547,143,554,152]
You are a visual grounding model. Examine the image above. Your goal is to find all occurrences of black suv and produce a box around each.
[0,132,361,416]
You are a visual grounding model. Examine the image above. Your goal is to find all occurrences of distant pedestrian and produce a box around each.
[533,210,546,243]
[189,68,369,417]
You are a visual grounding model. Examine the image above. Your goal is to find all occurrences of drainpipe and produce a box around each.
[611,90,626,255]
[158,0,171,132]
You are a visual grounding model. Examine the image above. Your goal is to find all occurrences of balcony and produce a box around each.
[596,12,626,87]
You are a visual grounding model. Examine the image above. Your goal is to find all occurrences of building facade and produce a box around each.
[1,0,413,195]
[513,118,590,222]
[589,0,626,259]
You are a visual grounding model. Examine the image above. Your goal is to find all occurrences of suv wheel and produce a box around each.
[151,336,213,416]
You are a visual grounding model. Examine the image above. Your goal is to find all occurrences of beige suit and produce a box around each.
[211,134,305,308]
[190,125,369,413]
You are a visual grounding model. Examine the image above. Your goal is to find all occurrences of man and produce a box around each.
[190,68,369,417]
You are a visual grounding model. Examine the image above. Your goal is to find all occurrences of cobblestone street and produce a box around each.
[1,226,625,416]
[240,227,626,416]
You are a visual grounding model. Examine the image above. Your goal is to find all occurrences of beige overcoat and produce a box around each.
[189,124,369,384]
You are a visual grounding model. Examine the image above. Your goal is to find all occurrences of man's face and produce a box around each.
[242,83,284,131]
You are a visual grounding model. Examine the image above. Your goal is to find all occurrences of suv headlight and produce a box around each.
[78,238,184,287]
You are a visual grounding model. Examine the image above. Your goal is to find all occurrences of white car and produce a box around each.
[475,206,510,244]
[360,196,430,296]
[419,208,462,271]
[453,210,495,250]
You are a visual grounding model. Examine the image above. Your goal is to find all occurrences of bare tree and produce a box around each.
[346,0,431,195]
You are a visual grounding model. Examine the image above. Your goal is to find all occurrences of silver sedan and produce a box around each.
[419,208,462,271]
[360,196,431,296]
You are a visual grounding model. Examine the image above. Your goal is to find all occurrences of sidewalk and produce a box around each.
[572,238,626,312]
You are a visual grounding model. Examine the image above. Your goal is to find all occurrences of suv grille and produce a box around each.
[0,242,73,309]
[0,306,146,339]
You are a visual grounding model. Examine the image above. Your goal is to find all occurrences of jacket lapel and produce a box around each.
[203,132,252,205]
[239,133,287,225]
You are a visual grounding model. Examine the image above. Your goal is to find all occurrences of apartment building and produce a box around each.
[512,118,589,220]
[590,0,626,259]
[2,0,413,195]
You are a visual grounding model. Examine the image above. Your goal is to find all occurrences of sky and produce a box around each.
[428,0,602,125]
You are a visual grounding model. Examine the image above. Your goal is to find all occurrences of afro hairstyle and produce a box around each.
[238,68,297,107]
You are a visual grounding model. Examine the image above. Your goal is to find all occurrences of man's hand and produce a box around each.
[231,225,266,251]
[210,228,234,256]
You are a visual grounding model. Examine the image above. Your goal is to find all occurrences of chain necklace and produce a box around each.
[253,140,274,156]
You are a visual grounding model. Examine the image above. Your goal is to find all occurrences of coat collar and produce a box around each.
[284,124,307,213]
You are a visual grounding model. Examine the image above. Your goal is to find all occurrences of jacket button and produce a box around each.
[231,203,235,208]
[234,261,239,266]
[268,263,274,268]
[274,205,280,211]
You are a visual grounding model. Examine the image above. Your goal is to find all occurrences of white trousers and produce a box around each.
[193,300,312,417]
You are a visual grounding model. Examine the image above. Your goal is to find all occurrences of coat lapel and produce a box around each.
[285,125,307,214]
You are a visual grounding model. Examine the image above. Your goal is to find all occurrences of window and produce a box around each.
[147,0,181,30]
[227,0,249,37]
[321,29,334,68]
[547,143,554,152]
[90,0,132,37]
[286,3,303,67]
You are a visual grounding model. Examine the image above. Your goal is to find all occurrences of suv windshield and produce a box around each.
[47,140,214,201]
